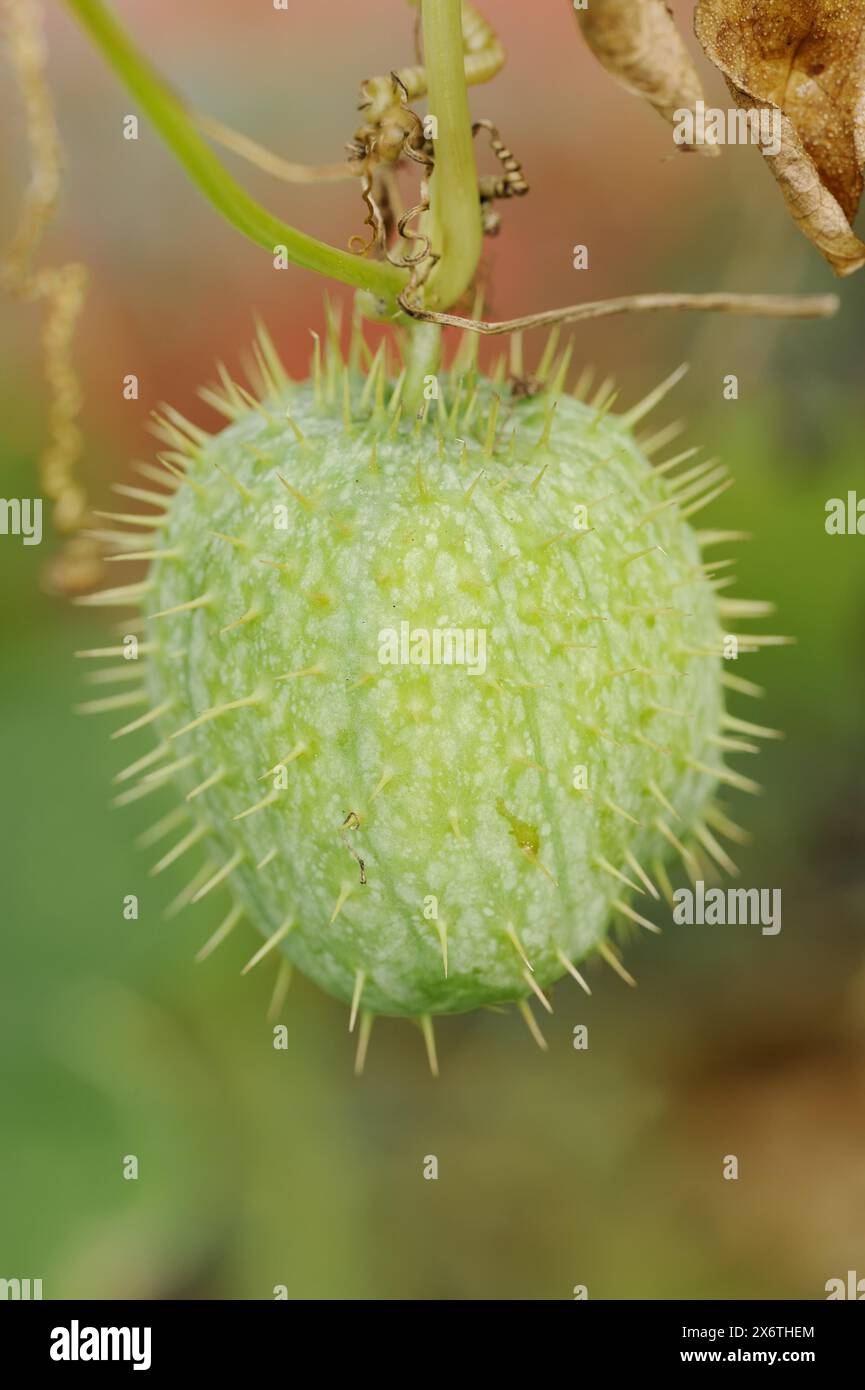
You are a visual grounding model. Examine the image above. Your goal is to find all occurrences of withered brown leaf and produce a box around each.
[575,0,719,155]
[695,0,865,275]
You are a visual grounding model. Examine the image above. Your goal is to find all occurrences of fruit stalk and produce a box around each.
[402,318,442,412]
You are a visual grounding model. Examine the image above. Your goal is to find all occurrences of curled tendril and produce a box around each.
[473,119,529,201]
[348,171,386,257]
[401,116,434,171]
[387,197,432,268]
[348,67,435,266]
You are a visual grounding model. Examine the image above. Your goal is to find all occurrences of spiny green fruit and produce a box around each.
[86,326,768,1065]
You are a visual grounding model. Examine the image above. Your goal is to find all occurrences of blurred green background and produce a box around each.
[1,1,864,1300]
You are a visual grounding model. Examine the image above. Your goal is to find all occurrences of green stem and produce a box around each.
[403,320,442,412]
[63,0,406,307]
[421,0,482,311]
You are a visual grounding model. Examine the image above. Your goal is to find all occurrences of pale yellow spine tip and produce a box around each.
[517,998,548,1051]
[420,1014,439,1078]
[523,968,553,1014]
[597,940,636,987]
[354,1011,374,1076]
[556,949,591,996]
[349,968,366,1033]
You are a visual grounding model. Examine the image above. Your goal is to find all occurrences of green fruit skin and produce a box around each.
[144,373,723,1017]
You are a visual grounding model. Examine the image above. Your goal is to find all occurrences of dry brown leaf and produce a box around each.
[695,0,865,275]
[575,0,719,155]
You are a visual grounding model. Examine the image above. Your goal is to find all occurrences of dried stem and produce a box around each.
[398,289,840,334]
[192,111,354,185]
